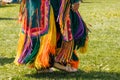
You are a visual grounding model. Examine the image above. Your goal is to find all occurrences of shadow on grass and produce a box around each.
[25,70,120,79]
[0,57,14,65]
[0,4,16,8]
[0,17,18,20]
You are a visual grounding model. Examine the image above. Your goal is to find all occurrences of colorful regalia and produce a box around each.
[14,0,57,69]
[14,0,89,71]
[51,0,89,69]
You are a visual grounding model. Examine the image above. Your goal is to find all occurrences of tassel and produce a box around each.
[79,37,88,53]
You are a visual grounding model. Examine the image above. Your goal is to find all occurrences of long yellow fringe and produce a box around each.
[14,32,26,65]
[34,6,56,69]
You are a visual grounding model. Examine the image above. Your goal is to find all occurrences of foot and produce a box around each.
[66,64,78,72]
[36,68,53,73]
[54,62,78,72]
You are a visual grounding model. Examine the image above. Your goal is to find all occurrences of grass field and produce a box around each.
[0,0,120,80]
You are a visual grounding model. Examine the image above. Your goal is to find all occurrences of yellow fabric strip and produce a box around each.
[14,32,26,65]
[34,6,56,69]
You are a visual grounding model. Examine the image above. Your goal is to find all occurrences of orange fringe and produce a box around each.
[69,60,79,69]
[68,50,79,69]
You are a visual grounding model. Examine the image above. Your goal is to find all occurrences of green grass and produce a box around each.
[0,0,120,80]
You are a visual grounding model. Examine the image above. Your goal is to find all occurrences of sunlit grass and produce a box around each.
[0,0,120,80]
